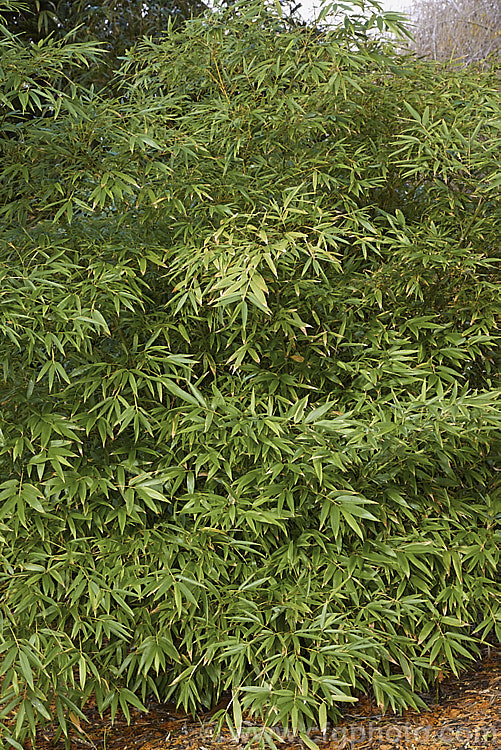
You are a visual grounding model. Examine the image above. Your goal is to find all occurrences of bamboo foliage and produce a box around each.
[0,1,500,747]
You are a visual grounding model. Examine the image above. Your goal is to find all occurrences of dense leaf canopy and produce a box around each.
[1,0,209,88]
[0,1,500,747]
[2,0,208,47]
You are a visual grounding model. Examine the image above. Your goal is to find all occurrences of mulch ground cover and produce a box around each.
[29,646,501,750]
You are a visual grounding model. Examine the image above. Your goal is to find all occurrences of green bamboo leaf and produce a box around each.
[304,402,335,424]
[162,380,200,406]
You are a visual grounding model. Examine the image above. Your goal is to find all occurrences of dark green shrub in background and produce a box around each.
[0,1,499,747]
[1,0,208,89]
